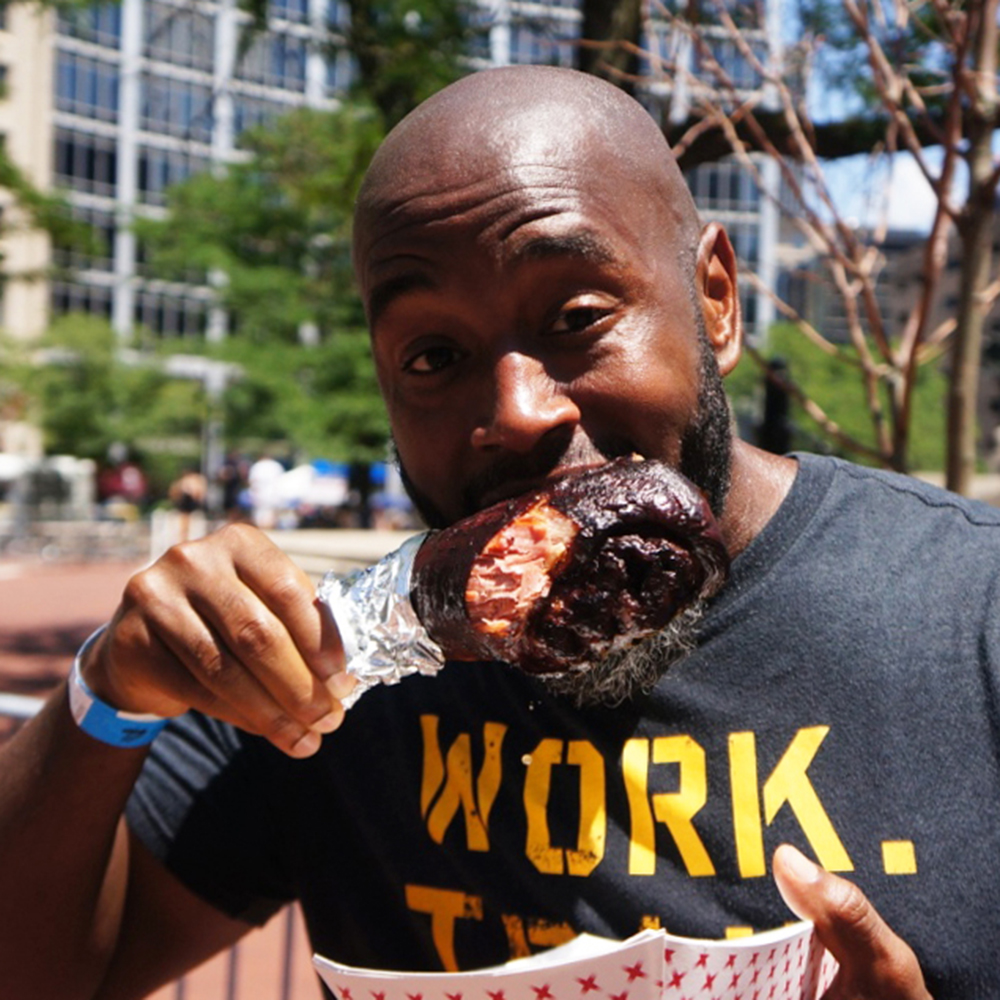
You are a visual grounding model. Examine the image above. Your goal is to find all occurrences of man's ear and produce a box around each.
[695,222,742,376]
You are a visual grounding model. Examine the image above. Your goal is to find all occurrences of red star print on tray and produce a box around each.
[315,923,837,1000]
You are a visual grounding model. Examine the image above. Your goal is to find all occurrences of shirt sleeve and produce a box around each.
[125,710,295,926]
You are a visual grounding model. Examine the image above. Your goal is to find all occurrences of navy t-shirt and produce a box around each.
[127,455,1000,998]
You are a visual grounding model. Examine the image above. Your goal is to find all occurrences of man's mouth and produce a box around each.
[462,433,639,516]
[475,463,608,510]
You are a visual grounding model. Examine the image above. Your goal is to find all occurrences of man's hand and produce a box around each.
[81,523,355,758]
[772,844,932,999]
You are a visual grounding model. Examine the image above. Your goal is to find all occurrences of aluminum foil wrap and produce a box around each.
[316,532,446,709]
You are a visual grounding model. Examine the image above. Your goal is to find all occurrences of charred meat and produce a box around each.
[411,457,729,675]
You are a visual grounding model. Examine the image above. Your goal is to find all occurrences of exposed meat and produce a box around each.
[411,457,729,675]
[464,500,577,634]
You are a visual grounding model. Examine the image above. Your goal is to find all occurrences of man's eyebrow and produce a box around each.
[367,271,436,329]
[510,232,620,266]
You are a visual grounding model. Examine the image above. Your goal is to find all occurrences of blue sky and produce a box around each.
[822,150,944,234]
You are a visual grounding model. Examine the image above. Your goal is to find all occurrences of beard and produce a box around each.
[679,330,733,516]
[536,603,706,707]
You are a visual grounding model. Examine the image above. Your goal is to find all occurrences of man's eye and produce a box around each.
[403,345,462,374]
[549,306,612,335]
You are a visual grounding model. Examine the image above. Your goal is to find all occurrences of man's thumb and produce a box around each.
[772,844,930,998]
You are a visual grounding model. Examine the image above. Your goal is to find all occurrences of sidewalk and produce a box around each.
[0,557,141,697]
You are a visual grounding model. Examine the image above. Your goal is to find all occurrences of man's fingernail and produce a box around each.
[327,672,357,702]
[312,710,342,734]
[290,730,322,758]
[780,845,822,884]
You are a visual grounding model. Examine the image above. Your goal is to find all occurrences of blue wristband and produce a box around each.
[68,626,171,748]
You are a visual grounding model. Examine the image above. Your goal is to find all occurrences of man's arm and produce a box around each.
[0,524,350,999]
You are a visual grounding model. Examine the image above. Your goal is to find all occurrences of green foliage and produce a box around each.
[137,103,383,344]
[135,100,391,465]
[726,323,948,471]
[213,332,388,463]
[2,315,206,492]
[344,0,474,127]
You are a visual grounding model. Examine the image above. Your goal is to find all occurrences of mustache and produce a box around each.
[460,428,636,516]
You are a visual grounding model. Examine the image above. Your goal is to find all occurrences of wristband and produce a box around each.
[68,626,171,748]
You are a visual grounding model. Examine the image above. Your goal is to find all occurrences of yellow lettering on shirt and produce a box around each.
[623,736,715,876]
[762,726,853,872]
[405,884,483,972]
[882,839,917,874]
[420,715,507,852]
[501,913,531,958]
[524,738,607,875]
[566,740,607,876]
[526,918,576,948]
[729,731,767,877]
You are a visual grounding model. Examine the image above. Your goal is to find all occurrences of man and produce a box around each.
[5,64,987,998]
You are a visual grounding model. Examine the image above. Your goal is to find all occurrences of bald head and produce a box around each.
[353,66,702,294]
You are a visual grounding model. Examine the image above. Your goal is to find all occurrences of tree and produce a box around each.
[139,104,381,343]
[136,101,389,462]
[1,315,206,493]
[726,323,949,472]
[606,0,1000,488]
[343,0,473,127]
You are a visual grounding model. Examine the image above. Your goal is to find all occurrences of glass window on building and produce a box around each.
[141,73,214,142]
[729,220,760,271]
[52,206,115,272]
[54,128,118,196]
[688,159,760,212]
[234,31,307,91]
[324,48,353,96]
[50,279,114,320]
[271,0,310,25]
[740,285,758,336]
[137,144,210,206]
[696,34,765,92]
[145,1,214,71]
[133,288,208,337]
[56,51,120,122]
[232,93,288,145]
[639,19,685,79]
[57,5,122,48]
[508,19,578,67]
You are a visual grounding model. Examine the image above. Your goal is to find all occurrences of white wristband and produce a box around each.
[67,626,171,748]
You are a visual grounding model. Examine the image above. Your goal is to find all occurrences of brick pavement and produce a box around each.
[0,557,140,696]
[0,555,324,1000]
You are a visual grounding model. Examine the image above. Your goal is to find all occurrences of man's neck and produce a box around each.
[718,440,799,558]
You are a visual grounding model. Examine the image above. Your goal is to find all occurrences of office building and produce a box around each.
[1,0,778,343]
[2,0,346,342]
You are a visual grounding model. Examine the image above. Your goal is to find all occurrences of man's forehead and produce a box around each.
[353,68,703,292]
[357,122,619,239]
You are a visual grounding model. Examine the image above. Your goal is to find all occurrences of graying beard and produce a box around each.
[537,604,706,707]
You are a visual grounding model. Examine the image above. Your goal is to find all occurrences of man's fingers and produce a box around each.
[112,608,341,758]
[154,611,344,758]
[216,524,356,704]
[772,845,930,999]
[223,523,346,679]
[93,524,355,757]
[188,582,340,721]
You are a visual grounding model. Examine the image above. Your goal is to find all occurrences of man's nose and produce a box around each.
[470,352,581,452]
